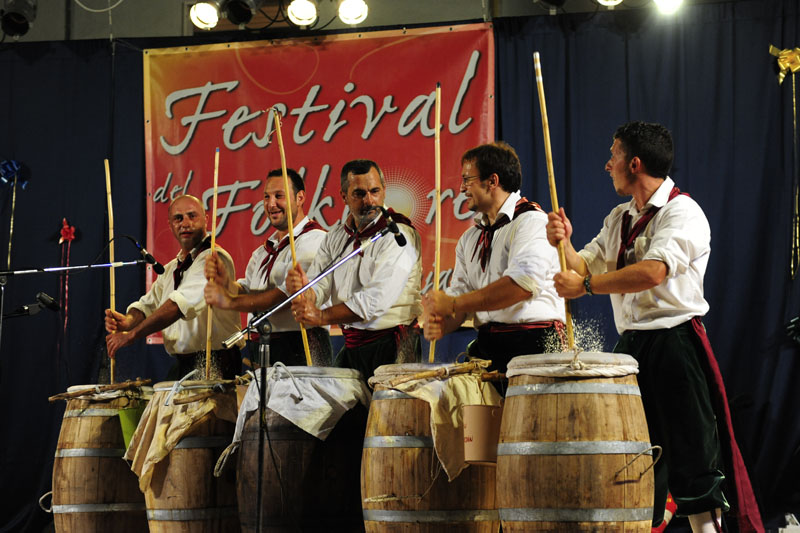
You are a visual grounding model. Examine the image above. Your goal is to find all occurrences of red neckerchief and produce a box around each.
[258,220,324,282]
[471,197,543,271]
[343,208,413,254]
[616,186,686,270]
[173,236,212,290]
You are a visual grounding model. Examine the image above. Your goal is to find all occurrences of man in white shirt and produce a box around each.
[204,168,331,367]
[422,141,565,376]
[105,195,243,379]
[546,121,761,533]
[286,159,422,380]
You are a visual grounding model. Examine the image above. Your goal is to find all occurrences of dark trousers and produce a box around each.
[247,327,333,368]
[615,322,729,524]
[334,329,421,382]
[168,347,242,381]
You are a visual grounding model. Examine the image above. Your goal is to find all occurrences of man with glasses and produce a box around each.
[422,141,565,377]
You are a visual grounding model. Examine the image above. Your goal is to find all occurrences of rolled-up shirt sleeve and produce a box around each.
[641,198,710,278]
[503,212,554,297]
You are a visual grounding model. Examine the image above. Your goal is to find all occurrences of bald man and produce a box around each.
[105,195,243,380]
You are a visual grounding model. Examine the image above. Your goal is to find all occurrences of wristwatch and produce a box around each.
[583,274,593,296]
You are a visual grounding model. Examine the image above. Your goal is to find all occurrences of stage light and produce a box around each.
[653,0,683,15]
[226,0,266,25]
[597,0,623,7]
[0,0,37,38]
[190,1,223,30]
[287,0,317,26]
[338,0,368,25]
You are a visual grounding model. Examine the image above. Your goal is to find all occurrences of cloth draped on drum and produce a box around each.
[368,363,502,481]
[123,381,238,492]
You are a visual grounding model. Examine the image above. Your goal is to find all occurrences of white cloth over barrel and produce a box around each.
[506,352,639,378]
[232,365,371,445]
[371,363,502,482]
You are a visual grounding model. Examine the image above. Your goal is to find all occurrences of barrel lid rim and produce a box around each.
[507,352,638,369]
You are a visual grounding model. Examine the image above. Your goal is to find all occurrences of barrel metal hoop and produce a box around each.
[498,507,653,522]
[174,436,231,449]
[363,509,499,523]
[52,503,146,514]
[506,383,641,397]
[373,389,416,400]
[63,408,120,418]
[363,435,433,448]
[147,507,239,521]
[241,430,313,442]
[54,448,125,458]
[497,441,653,456]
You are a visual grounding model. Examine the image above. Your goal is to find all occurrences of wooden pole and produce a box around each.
[206,148,220,379]
[273,108,313,366]
[533,52,575,350]
[428,82,442,363]
[104,159,116,384]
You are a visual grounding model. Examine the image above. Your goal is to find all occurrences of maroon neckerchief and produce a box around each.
[343,208,414,253]
[471,198,543,272]
[258,220,324,283]
[690,317,764,533]
[616,186,685,270]
[173,237,212,290]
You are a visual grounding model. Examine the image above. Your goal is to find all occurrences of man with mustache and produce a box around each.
[104,194,243,379]
[204,168,331,366]
[422,142,565,378]
[286,159,422,380]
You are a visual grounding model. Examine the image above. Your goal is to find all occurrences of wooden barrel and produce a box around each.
[497,353,654,532]
[144,381,239,533]
[361,363,499,533]
[52,385,150,533]
[236,367,367,532]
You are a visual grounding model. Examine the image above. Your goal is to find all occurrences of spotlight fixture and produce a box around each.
[190,1,223,30]
[597,0,623,8]
[226,0,266,25]
[653,0,683,14]
[0,0,37,38]
[287,0,318,27]
[338,0,368,25]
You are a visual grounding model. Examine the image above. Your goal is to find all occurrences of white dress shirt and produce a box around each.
[446,191,565,328]
[128,241,242,354]
[305,211,422,331]
[238,217,327,332]
[578,177,711,333]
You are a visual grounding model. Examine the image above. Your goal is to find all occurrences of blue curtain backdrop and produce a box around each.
[0,1,798,531]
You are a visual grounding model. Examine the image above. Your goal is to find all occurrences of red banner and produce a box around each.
[143,23,495,333]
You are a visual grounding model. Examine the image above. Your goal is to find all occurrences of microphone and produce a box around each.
[378,206,407,247]
[126,237,166,275]
[35,292,60,312]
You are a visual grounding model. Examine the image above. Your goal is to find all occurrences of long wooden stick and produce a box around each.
[104,159,116,384]
[533,52,575,350]
[206,148,220,379]
[273,108,313,366]
[428,82,442,363]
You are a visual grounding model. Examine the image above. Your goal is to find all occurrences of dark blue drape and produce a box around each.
[0,1,799,530]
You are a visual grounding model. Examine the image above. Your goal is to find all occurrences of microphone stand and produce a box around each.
[255,319,271,533]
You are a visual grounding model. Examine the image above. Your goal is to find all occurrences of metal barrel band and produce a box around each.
[497,440,653,456]
[373,389,416,400]
[52,503,147,514]
[241,430,314,442]
[147,506,239,521]
[63,408,121,418]
[363,509,499,523]
[505,382,641,397]
[498,507,653,522]
[54,448,126,458]
[174,436,231,449]
[363,435,433,448]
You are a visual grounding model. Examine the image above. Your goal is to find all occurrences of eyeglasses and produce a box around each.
[460,175,481,187]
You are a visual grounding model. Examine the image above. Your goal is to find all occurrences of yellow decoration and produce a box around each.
[769,44,800,84]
